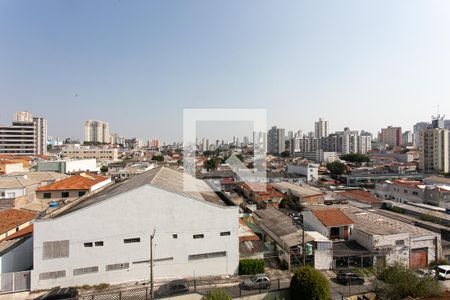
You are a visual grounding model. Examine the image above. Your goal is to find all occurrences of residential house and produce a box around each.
[302,207,354,240]
[253,208,332,270]
[239,220,264,260]
[0,209,37,241]
[35,173,111,203]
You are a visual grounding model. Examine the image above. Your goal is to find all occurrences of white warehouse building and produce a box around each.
[31,166,239,290]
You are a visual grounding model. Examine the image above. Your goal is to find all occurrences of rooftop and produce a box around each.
[338,205,436,237]
[271,182,323,198]
[48,166,228,218]
[310,208,354,227]
[36,173,109,191]
[336,190,381,204]
[0,209,37,234]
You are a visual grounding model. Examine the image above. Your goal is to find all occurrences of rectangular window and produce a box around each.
[61,191,69,198]
[43,240,70,260]
[188,251,226,261]
[220,231,231,236]
[78,191,86,197]
[95,241,104,247]
[193,234,204,239]
[39,270,66,280]
[173,234,178,239]
[396,240,405,247]
[106,263,129,271]
[43,192,51,199]
[84,242,93,247]
[124,238,140,243]
[73,266,99,276]
[0,191,5,197]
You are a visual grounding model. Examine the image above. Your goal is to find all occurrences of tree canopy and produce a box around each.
[326,161,346,175]
[151,155,164,161]
[376,264,442,300]
[290,266,330,300]
[340,153,370,163]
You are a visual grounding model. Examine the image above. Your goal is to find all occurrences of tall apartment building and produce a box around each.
[403,131,414,146]
[148,139,160,149]
[335,127,359,154]
[84,120,110,144]
[413,122,429,148]
[419,116,449,174]
[267,126,285,154]
[358,131,372,154]
[378,126,403,148]
[314,118,329,139]
[0,112,47,155]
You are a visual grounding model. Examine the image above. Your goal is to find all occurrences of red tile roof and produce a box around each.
[312,208,354,227]
[37,173,109,191]
[4,224,33,241]
[0,209,37,234]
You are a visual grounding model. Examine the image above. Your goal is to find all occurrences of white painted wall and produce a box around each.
[0,188,24,200]
[65,159,98,173]
[31,185,239,290]
[0,237,33,273]
[302,211,329,238]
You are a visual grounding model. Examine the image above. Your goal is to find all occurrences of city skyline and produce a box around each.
[1,1,450,142]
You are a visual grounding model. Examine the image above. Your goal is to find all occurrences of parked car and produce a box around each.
[437,265,450,280]
[240,274,271,290]
[154,279,189,297]
[336,272,365,285]
[416,268,436,278]
[37,287,79,300]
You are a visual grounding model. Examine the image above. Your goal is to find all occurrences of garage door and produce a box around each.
[411,249,427,269]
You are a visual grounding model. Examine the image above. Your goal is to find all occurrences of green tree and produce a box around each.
[326,161,346,175]
[340,153,370,163]
[204,157,222,171]
[100,166,108,173]
[290,266,330,300]
[151,155,164,161]
[376,264,442,300]
[280,150,291,158]
[202,289,232,300]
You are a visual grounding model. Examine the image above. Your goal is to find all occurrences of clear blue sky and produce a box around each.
[1,0,450,142]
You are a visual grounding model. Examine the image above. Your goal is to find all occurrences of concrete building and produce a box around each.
[62,148,119,161]
[314,118,329,139]
[267,126,285,154]
[31,166,239,290]
[0,112,47,156]
[403,131,414,146]
[148,139,160,149]
[419,127,449,174]
[413,122,430,148]
[36,159,99,174]
[287,163,319,182]
[84,120,110,144]
[340,205,441,270]
[378,126,403,148]
[358,132,372,154]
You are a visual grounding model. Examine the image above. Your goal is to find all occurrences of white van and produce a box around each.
[437,265,450,280]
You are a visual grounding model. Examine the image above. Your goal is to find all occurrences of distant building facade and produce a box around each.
[84,120,110,144]
[267,126,285,154]
[0,112,47,155]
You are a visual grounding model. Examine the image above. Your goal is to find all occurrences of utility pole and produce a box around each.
[300,214,306,266]
[150,229,156,298]
[435,236,439,281]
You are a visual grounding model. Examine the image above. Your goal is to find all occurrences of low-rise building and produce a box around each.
[62,148,119,162]
[36,159,99,174]
[35,173,111,203]
[0,209,37,241]
[340,205,441,270]
[253,208,332,270]
[287,163,319,182]
[31,166,239,290]
[302,207,354,241]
